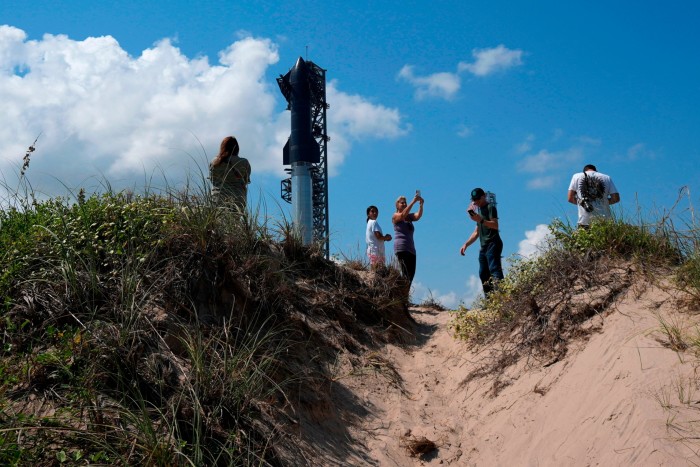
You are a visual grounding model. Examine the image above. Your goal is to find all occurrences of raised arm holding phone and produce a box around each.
[392,191,424,288]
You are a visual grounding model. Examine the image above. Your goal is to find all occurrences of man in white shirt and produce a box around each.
[567,164,620,227]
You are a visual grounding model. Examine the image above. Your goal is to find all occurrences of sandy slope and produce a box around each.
[327,282,700,466]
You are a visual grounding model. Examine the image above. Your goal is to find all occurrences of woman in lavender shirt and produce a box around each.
[392,192,424,287]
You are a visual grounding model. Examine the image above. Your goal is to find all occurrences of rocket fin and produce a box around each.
[283,138,290,165]
[308,136,320,164]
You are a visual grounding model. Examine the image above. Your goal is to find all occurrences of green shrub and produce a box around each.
[0,192,176,304]
[549,218,681,264]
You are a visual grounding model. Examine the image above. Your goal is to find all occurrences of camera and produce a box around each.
[468,209,475,216]
[580,198,594,213]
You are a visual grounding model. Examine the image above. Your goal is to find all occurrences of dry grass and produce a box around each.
[400,432,437,458]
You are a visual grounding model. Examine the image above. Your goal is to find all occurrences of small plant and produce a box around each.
[655,312,689,354]
[450,305,499,343]
[343,258,369,271]
[419,290,446,310]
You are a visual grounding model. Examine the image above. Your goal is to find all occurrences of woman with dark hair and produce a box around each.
[392,192,424,287]
[366,205,392,269]
[209,136,251,208]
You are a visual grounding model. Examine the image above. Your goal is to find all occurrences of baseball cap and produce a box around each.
[470,188,485,201]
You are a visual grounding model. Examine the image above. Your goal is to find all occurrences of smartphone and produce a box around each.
[468,209,475,216]
[416,190,421,197]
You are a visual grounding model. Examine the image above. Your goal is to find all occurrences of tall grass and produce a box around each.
[0,158,416,464]
[0,172,300,465]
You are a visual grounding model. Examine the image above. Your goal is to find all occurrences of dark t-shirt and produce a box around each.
[393,213,416,255]
[477,203,500,247]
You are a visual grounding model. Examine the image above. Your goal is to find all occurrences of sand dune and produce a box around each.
[314,280,700,466]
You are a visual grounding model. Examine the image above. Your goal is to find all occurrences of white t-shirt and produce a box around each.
[366,219,385,258]
[568,170,619,225]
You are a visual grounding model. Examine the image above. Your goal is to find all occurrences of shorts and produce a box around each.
[368,252,385,266]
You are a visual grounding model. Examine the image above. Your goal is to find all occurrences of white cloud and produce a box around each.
[458,45,524,76]
[527,176,557,189]
[327,80,407,140]
[398,45,523,101]
[516,133,607,190]
[518,224,551,258]
[326,80,410,175]
[517,147,583,190]
[397,65,461,100]
[0,25,407,192]
[518,147,583,175]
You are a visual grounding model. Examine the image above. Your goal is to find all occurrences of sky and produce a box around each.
[2,1,699,308]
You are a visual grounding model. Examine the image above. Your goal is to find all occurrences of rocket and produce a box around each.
[278,57,320,245]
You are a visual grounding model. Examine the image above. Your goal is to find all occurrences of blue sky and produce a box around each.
[2,1,699,307]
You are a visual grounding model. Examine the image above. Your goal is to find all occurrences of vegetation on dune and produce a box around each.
[451,208,700,391]
[0,178,414,465]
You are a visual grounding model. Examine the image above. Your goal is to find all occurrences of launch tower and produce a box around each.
[277,57,329,257]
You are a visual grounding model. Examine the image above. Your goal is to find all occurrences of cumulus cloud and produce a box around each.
[518,224,551,257]
[397,65,461,100]
[517,146,584,190]
[399,45,523,101]
[516,132,608,190]
[458,45,524,76]
[0,25,407,193]
[518,148,583,174]
[326,80,409,174]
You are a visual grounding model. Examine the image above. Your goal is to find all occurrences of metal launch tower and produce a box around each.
[277,57,330,257]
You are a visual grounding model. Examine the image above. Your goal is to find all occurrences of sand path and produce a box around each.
[339,284,700,466]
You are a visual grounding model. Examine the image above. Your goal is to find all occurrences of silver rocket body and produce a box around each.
[291,163,313,244]
[280,57,320,245]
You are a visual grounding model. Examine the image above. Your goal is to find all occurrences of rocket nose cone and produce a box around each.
[293,56,307,74]
[291,56,308,83]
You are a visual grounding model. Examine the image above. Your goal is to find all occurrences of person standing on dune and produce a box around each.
[392,192,424,289]
[366,205,392,269]
[460,188,504,296]
[567,164,620,228]
[209,136,251,210]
